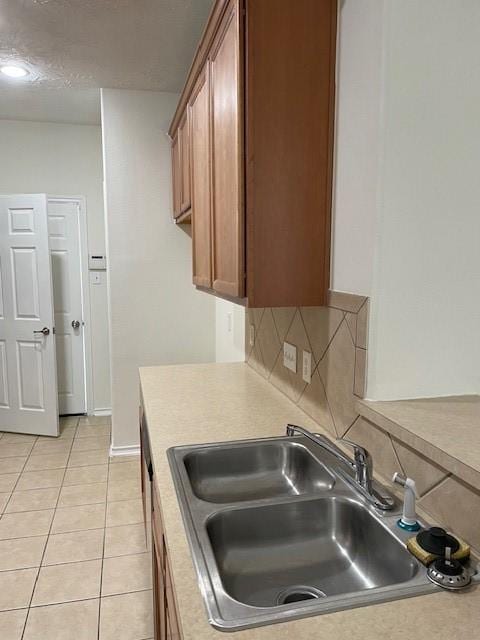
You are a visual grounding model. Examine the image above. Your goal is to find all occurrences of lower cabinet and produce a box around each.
[151,472,182,639]
[140,408,183,640]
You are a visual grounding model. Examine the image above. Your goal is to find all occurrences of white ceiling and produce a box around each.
[0,0,214,125]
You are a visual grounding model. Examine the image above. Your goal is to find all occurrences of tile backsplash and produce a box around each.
[246,290,480,553]
[246,291,369,439]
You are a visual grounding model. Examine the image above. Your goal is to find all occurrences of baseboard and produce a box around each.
[93,409,112,417]
[109,443,140,458]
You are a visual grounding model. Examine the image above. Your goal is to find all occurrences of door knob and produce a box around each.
[71,320,81,330]
[33,327,50,336]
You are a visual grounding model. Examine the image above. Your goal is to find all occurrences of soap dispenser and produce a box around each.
[392,472,420,532]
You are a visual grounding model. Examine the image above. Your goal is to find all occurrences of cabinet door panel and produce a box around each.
[179,111,191,213]
[152,525,166,640]
[171,132,182,219]
[209,0,244,298]
[190,67,212,288]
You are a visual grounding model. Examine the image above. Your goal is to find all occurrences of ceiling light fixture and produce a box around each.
[1,65,29,78]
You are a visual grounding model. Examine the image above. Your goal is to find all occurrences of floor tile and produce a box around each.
[0,472,19,492]
[0,568,38,611]
[101,553,152,596]
[109,454,139,464]
[16,469,64,490]
[78,416,111,426]
[43,528,104,566]
[31,440,72,455]
[58,482,107,507]
[63,464,108,486]
[57,427,76,441]
[59,416,80,428]
[0,536,47,571]
[108,461,139,482]
[51,503,105,534]
[68,449,109,468]
[99,590,153,640]
[0,433,37,444]
[0,492,9,513]
[23,599,99,640]
[32,559,102,606]
[0,509,54,540]
[71,436,111,452]
[106,498,143,527]
[104,523,147,558]
[0,608,28,640]
[6,487,60,513]
[107,478,141,502]
[0,456,27,474]
[76,424,111,438]
[24,453,69,472]
[0,442,34,458]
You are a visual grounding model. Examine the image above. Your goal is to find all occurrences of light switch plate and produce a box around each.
[249,324,255,347]
[283,342,297,373]
[302,350,312,384]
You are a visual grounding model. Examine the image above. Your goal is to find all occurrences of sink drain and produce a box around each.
[276,585,327,606]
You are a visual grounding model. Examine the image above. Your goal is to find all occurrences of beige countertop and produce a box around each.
[357,396,480,489]
[140,362,480,640]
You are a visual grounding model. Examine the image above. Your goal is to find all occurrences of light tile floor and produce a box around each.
[0,417,153,640]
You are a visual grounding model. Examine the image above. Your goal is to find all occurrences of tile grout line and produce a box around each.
[0,587,153,614]
[1,439,38,517]
[21,418,79,640]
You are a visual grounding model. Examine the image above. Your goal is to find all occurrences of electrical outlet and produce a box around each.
[227,311,233,333]
[302,350,312,384]
[283,342,297,373]
[249,324,255,347]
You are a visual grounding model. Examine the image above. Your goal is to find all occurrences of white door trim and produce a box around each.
[47,196,94,415]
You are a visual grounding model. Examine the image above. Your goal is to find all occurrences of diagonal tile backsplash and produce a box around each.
[246,299,480,553]
[246,291,369,439]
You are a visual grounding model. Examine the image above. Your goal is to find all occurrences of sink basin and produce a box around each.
[184,441,335,503]
[168,435,478,631]
[207,497,418,608]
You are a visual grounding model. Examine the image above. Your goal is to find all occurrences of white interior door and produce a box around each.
[48,200,86,415]
[0,194,59,436]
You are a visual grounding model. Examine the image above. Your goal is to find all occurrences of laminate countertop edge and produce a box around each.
[356,397,480,491]
[140,362,480,640]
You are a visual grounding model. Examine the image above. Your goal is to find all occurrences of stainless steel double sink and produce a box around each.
[168,435,476,631]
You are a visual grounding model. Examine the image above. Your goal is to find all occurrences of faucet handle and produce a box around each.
[336,438,371,466]
[336,438,373,491]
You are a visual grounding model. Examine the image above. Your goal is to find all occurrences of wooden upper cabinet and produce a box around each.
[171,132,181,219]
[189,66,213,288]
[178,110,191,215]
[209,0,244,299]
[245,0,336,307]
[169,0,337,307]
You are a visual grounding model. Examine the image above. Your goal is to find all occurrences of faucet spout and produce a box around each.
[286,424,394,511]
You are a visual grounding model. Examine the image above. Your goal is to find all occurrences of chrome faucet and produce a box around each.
[286,424,394,510]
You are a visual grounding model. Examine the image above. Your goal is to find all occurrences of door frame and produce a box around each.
[48,195,94,416]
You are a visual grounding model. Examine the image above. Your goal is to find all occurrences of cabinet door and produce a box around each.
[171,132,182,219]
[165,555,181,639]
[189,66,212,288]
[209,0,244,298]
[152,524,166,640]
[178,110,191,214]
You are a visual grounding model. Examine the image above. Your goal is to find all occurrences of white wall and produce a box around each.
[0,119,111,411]
[366,0,480,399]
[331,0,384,297]
[215,299,245,363]
[101,89,216,450]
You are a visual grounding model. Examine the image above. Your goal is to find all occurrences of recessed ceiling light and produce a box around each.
[1,65,29,78]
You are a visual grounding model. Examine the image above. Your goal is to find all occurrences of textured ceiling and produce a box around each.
[0,0,214,123]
